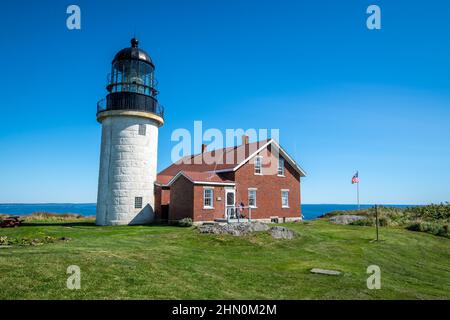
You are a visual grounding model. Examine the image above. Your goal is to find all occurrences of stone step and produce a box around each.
[310,268,342,276]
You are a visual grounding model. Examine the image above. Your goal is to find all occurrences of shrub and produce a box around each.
[350,216,390,227]
[0,236,10,245]
[406,222,421,232]
[25,212,84,221]
[350,218,374,226]
[378,217,391,227]
[178,218,193,227]
[325,203,450,238]
[406,221,450,238]
[0,235,59,246]
[404,203,450,221]
[320,209,369,218]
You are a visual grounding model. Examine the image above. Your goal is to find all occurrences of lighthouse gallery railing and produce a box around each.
[97,92,164,119]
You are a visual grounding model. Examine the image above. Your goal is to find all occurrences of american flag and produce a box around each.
[351,171,359,184]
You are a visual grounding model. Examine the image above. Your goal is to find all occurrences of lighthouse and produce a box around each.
[96,38,164,225]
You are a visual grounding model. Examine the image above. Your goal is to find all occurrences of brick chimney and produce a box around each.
[201,144,207,153]
[242,135,249,145]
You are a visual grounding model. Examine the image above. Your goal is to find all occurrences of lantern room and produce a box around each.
[108,38,157,96]
[97,38,164,121]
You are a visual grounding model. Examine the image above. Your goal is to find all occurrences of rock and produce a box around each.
[197,224,221,234]
[310,268,342,276]
[197,222,269,236]
[198,222,296,239]
[268,226,297,239]
[59,237,72,241]
[329,215,365,225]
[248,222,270,232]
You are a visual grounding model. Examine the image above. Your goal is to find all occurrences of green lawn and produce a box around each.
[0,219,449,299]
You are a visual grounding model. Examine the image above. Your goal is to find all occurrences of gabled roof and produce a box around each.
[215,139,307,177]
[156,139,269,185]
[156,139,306,186]
[165,171,235,187]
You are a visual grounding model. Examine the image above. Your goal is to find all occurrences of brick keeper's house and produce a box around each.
[154,135,306,224]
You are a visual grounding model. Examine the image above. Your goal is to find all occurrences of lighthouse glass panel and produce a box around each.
[110,60,154,96]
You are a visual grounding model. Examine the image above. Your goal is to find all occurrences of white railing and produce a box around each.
[226,206,253,223]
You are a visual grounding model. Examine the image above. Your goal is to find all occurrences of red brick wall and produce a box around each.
[154,185,170,220]
[192,184,228,222]
[161,188,170,205]
[154,185,162,219]
[168,175,194,221]
[234,146,301,219]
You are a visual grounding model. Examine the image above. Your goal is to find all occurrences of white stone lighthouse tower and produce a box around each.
[96,38,164,225]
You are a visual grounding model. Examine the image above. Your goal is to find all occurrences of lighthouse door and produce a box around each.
[225,188,235,219]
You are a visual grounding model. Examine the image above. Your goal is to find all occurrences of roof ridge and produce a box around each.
[157,138,272,177]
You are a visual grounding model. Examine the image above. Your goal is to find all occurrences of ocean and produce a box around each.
[0,203,417,220]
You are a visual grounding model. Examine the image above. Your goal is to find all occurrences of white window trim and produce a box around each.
[281,189,289,208]
[248,188,257,208]
[203,187,214,209]
[254,156,263,175]
[277,157,285,177]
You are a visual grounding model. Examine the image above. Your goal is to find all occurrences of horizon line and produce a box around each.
[0,202,434,206]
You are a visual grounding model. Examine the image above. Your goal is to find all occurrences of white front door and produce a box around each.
[225,188,235,219]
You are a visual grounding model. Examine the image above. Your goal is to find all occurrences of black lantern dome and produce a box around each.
[97,38,164,121]
[112,38,154,67]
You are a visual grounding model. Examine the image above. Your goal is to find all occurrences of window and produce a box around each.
[248,189,257,208]
[135,197,143,209]
[254,156,263,175]
[281,190,289,208]
[203,188,214,208]
[138,124,146,136]
[278,158,285,176]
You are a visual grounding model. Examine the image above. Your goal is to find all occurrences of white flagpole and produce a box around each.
[357,180,360,210]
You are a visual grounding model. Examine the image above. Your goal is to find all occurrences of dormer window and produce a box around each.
[254,156,263,175]
[278,158,285,176]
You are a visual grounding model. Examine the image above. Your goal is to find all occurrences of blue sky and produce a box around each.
[0,0,449,204]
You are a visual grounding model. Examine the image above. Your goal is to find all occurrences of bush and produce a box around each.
[25,212,84,221]
[0,235,59,246]
[406,221,450,238]
[0,236,10,245]
[378,217,391,227]
[404,203,450,221]
[350,218,374,226]
[325,203,450,238]
[320,209,369,218]
[350,216,390,227]
[178,218,193,227]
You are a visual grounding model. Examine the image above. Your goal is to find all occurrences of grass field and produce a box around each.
[0,219,449,299]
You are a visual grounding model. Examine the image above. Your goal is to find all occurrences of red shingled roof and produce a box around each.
[175,171,234,185]
[156,139,269,185]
